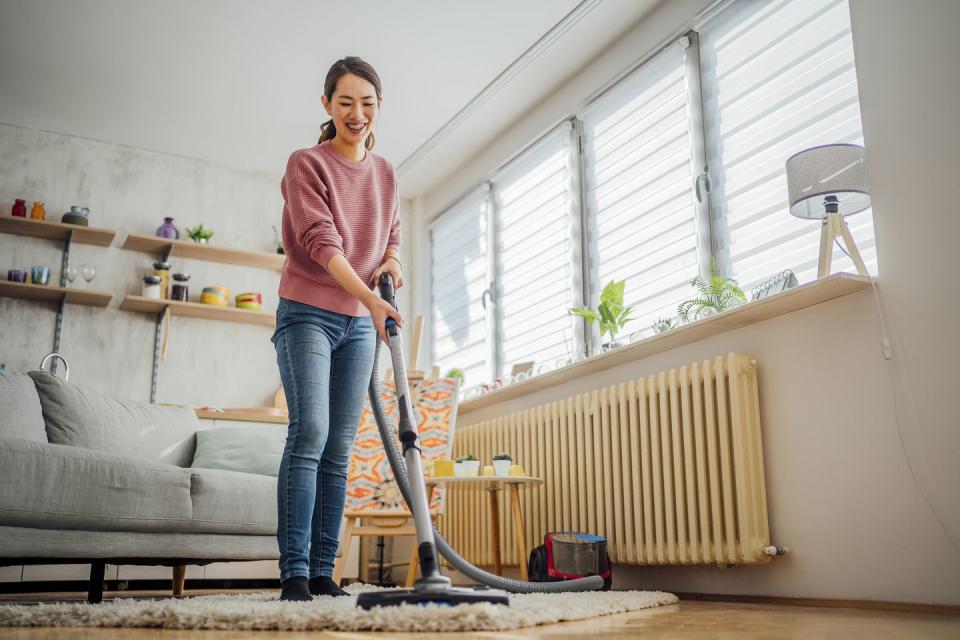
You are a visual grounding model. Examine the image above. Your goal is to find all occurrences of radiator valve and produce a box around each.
[762,545,787,556]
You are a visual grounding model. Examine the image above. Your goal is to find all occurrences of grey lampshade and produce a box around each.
[785,143,871,219]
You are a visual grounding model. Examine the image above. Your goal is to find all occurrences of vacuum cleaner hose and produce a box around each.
[368,337,605,594]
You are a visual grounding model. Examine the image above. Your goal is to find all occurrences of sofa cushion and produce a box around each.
[191,424,285,477]
[28,370,201,467]
[0,437,193,533]
[188,468,277,535]
[0,372,48,442]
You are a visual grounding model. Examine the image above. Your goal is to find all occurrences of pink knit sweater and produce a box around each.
[278,141,401,317]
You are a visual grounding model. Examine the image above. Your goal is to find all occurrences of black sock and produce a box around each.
[309,576,348,597]
[280,576,312,601]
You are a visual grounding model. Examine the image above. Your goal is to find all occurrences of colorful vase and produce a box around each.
[11,199,26,217]
[156,217,180,240]
[30,202,45,220]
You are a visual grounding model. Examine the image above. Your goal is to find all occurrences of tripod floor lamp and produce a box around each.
[786,143,871,278]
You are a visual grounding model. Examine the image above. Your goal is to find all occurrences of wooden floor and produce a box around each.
[0,590,958,639]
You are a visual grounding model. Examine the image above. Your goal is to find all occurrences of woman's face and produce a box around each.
[322,72,380,146]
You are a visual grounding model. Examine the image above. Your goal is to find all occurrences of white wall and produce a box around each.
[0,123,414,405]
[0,123,284,406]
[412,0,960,605]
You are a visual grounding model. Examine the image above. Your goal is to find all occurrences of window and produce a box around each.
[430,186,490,388]
[430,124,581,387]
[582,39,705,341]
[699,0,877,288]
[429,0,876,387]
[493,122,581,376]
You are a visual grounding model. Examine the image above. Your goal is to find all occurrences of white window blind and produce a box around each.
[582,40,701,339]
[699,0,877,289]
[492,123,579,376]
[430,187,490,388]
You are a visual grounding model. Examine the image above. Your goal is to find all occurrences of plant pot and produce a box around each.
[453,462,465,477]
[493,459,512,477]
[462,460,481,477]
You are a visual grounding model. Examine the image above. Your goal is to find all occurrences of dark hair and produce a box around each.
[318,56,382,150]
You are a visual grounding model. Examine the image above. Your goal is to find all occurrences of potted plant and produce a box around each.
[651,317,678,335]
[492,453,512,477]
[677,258,746,322]
[453,457,465,477]
[445,367,465,386]
[460,454,480,477]
[185,223,215,244]
[570,279,633,349]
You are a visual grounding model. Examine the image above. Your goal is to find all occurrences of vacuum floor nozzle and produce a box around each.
[357,585,510,609]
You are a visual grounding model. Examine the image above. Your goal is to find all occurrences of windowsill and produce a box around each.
[458,272,875,414]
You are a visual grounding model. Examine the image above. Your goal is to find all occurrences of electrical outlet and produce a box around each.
[882,338,894,360]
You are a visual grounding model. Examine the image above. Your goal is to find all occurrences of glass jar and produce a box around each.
[142,275,162,299]
[171,272,190,301]
[152,261,171,299]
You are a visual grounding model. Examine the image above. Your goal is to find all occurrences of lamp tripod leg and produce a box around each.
[837,216,869,276]
[818,216,834,278]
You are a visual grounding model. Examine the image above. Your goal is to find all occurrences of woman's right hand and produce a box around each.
[365,294,403,344]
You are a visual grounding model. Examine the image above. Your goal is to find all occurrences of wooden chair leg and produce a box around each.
[406,544,419,588]
[332,516,357,584]
[172,564,186,597]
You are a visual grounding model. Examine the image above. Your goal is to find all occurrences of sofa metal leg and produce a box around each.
[88,561,106,604]
[172,564,186,597]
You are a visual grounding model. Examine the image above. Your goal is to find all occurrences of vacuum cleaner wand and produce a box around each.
[356,274,510,609]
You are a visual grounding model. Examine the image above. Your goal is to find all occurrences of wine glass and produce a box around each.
[64,265,78,284]
[80,264,96,285]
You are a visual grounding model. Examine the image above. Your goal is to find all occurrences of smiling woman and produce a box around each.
[318,56,383,155]
[272,54,406,602]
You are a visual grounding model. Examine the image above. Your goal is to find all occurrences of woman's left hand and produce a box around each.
[373,256,403,289]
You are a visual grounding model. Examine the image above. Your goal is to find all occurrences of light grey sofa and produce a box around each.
[0,370,279,602]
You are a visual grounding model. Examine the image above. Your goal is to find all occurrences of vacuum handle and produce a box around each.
[378,273,398,329]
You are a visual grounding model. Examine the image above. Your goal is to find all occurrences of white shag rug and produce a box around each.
[0,583,677,632]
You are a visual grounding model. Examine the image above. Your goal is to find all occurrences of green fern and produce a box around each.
[677,259,746,322]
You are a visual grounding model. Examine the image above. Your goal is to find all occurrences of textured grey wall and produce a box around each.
[0,123,285,407]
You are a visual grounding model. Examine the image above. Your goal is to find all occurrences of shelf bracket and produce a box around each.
[150,310,165,404]
[52,229,75,374]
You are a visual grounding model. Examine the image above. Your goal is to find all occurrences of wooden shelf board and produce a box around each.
[195,408,288,424]
[0,215,116,246]
[0,280,113,307]
[119,294,275,327]
[459,273,876,413]
[122,233,286,271]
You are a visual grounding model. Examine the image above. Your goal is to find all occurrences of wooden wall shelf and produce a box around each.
[121,233,286,271]
[0,216,116,246]
[195,408,288,424]
[0,280,113,307]
[119,294,275,327]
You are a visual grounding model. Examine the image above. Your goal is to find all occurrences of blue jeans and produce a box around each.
[271,297,376,581]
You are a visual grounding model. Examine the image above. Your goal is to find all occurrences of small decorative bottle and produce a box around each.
[30,202,45,220]
[11,199,27,217]
[153,261,171,299]
[142,275,162,299]
[156,217,180,240]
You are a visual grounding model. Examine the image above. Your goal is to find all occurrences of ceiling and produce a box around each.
[0,0,661,198]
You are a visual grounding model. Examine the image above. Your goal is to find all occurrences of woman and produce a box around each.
[272,56,403,602]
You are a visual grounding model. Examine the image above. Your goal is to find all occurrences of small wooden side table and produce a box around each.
[425,476,542,580]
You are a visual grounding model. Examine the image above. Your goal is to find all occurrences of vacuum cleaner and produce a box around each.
[356,274,604,609]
